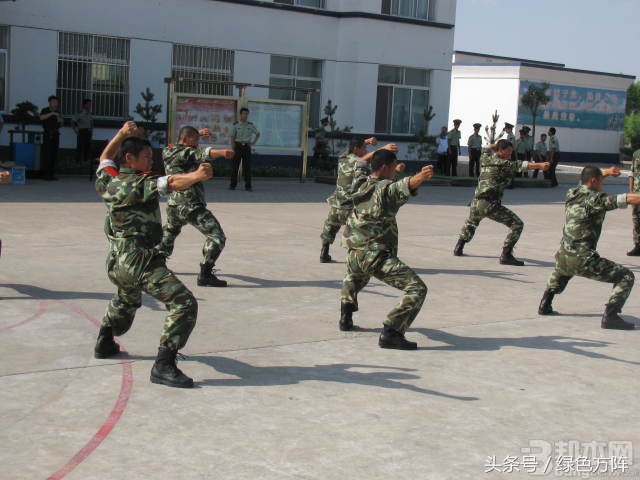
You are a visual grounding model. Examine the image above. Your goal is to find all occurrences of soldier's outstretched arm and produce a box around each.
[602,166,620,178]
[408,165,434,191]
[625,193,640,205]
[100,121,139,161]
[209,148,234,160]
[168,163,213,192]
[527,161,550,171]
[361,143,398,163]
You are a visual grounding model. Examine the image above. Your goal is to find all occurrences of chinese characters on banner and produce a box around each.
[173,96,238,147]
[517,81,626,131]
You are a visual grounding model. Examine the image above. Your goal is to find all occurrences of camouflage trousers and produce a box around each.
[546,249,635,310]
[459,199,523,249]
[158,204,226,266]
[102,243,197,350]
[632,204,640,244]
[320,206,351,245]
[341,249,427,333]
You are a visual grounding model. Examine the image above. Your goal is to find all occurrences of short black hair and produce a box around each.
[581,166,602,185]
[240,107,249,114]
[548,127,556,134]
[349,137,365,153]
[371,149,397,172]
[496,139,513,151]
[82,98,92,106]
[178,125,200,141]
[118,136,152,165]
[48,95,59,102]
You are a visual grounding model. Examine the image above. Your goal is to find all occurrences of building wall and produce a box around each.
[1,0,455,158]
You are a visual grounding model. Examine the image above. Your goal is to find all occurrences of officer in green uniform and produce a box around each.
[230,107,260,191]
[72,98,93,164]
[447,119,462,176]
[538,165,640,329]
[467,123,483,177]
[627,148,640,256]
[453,139,550,265]
[547,127,560,186]
[532,133,548,178]
[339,150,433,349]
[157,126,233,287]
[320,137,398,262]
[94,121,214,388]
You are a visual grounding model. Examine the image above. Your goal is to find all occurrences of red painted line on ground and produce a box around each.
[46,301,133,480]
[0,300,47,332]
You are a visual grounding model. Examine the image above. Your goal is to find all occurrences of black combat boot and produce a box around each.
[150,346,194,388]
[94,325,120,359]
[378,325,417,350]
[453,239,466,256]
[627,244,640,256]
[601,304,635,330]
[320,243,332,263]
[538,290,556,315]
[339,303,355,331]
[197,263,227,287]
[500,246,524,266]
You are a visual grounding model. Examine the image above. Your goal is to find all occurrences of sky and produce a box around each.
[454,0,640,81]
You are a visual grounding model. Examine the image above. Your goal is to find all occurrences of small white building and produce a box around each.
[0,0,458,166]
[449,51,635,163]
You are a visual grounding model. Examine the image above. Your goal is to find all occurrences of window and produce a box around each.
[274,0,326,8]
[57,32,130,118]
[172,44,234,97]
[375,65,430,134]
[269,55,322,127]
[381,0,436,21]
[0,26,9,112]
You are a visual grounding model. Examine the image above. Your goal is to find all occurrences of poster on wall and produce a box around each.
[247,100,304,150]
[517,81,626,131]
[172,96,238,146]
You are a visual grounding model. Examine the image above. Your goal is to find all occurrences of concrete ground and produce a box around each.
[1,170,639,480]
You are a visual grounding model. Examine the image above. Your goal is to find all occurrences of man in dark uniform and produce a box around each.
[39,95,64,181]
[467,123,482,177]
[230,107,260,191]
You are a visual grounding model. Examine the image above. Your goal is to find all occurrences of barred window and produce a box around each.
[269,55,322,127]
[375,65,430,134]
[381,0,436,21]
[0,26,8,112]
[172,44,234,97]
[57,32,130,118]
[274,0,326,8]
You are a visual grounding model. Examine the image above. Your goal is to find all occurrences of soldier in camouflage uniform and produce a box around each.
[340,149,433,350]
[538,165,640,329]
[627,148,640,256]
[157,126,233,287]
[320,137,398,263]
[94,121,214,388]
[453,139,550,265]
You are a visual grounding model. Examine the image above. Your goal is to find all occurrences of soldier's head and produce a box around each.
[48,95,59,110]
[440,126,447,136]
[540,133,547,141]
[119,136,153,172]
[349,137,366,156]
[178,126,200,147]
[581,166,604,191]
[495,139,514,159]
[548,127,556,136]
[240,107,249,122]
[82,98,92,112]
[371,149,398,180]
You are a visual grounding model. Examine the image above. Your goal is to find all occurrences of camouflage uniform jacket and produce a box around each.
[559,184,627,256]
[96,162,169,250]
[327,152,362,209]
[342,176,416,254]
[474,153,528,201]
[163,144,213,209]
[631,149,640,193]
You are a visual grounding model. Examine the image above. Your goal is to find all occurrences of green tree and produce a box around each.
[312,99,352,170]
[483,110,500,149]
[407,106,436,161]
[11,101,39,142]
[134,88,165,144]
[624,82,640,151]
[626,82,640,115]
[520,82,550,143]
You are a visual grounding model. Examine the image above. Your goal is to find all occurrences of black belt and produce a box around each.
[237,143,250,147]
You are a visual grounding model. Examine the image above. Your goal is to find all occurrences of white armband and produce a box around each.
[97,159,117,174]
[520,161,529,172]
[616,193,628,208]
[157,175,171,196]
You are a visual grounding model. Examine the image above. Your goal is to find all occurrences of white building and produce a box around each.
[449,51,635,163]
[0,0,457,167]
